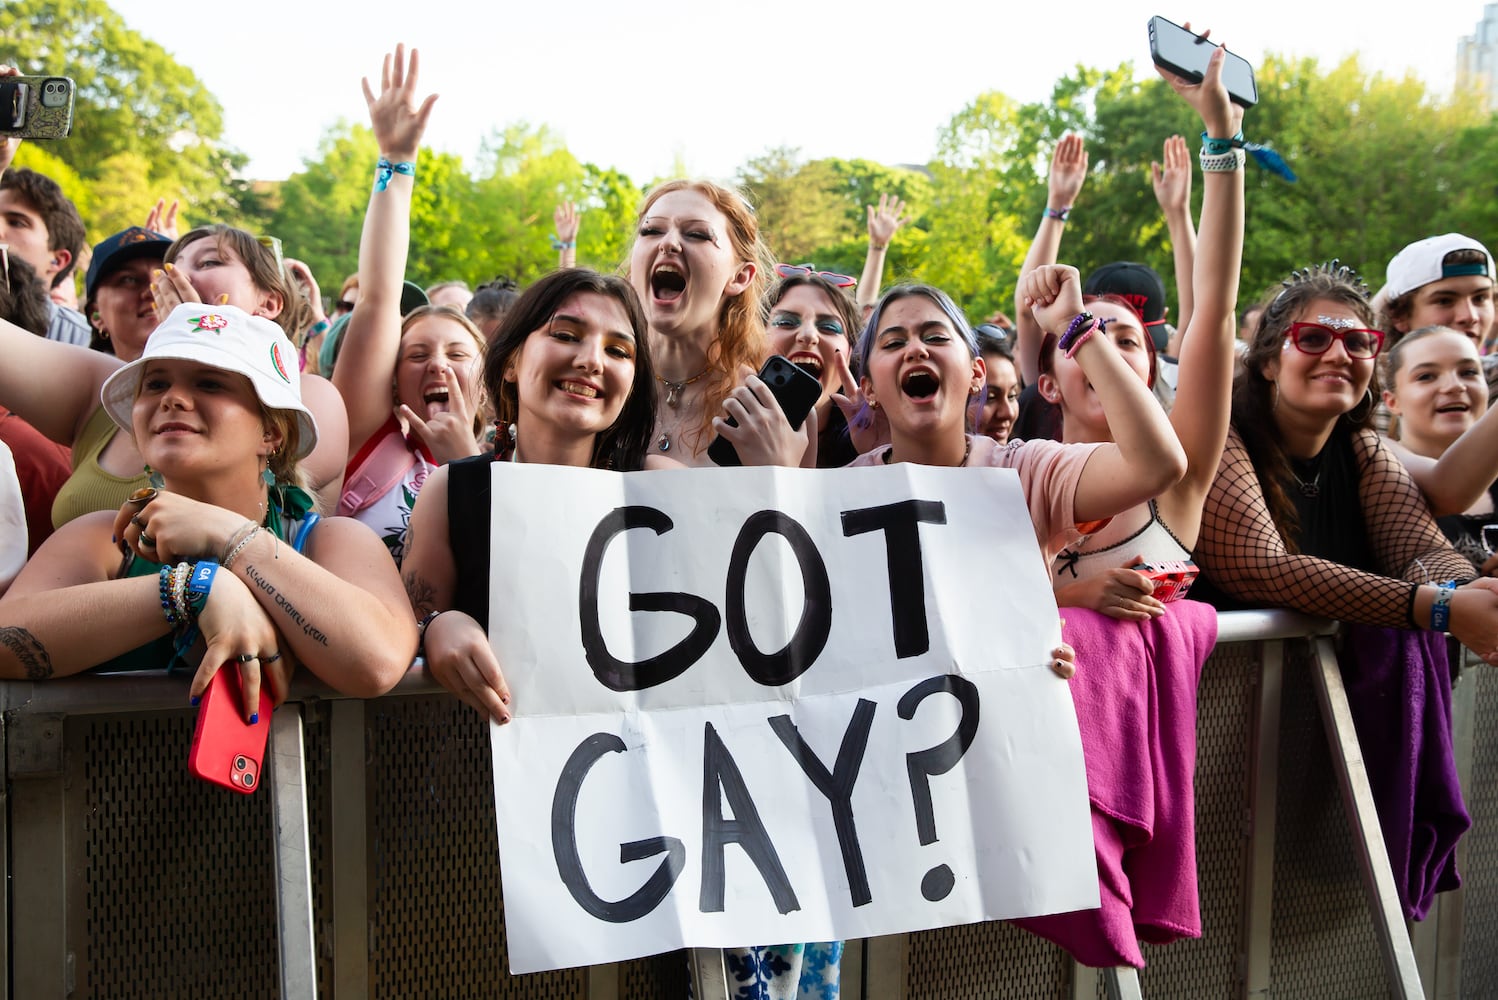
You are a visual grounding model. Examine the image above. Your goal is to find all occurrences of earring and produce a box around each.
[1345,387,1375,424]
[145,465,165,490]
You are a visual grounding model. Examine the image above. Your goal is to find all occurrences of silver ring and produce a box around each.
[236,653,258,664]
[138,531,155,548]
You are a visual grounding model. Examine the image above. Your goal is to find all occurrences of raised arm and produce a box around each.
[855,194,907,311]
[1152,134,1197,345]
[1015,135,1088,384]
[554,201,580,270]
[1155,43,1245,533]
[0,318,123,445]
[332,44,438,458]
[1024,264,1186,521]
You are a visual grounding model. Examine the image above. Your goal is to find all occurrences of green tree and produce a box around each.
[1,0,253,226]
[737,147,848,263]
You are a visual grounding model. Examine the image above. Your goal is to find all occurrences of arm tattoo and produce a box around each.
[0,626,54,679]
[403,571,438,617]
[243,563,330,647]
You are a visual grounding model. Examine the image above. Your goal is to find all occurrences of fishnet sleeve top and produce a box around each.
[1195,426,1477,627]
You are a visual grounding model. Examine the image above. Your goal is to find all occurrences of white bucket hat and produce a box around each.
[100,303,318,458]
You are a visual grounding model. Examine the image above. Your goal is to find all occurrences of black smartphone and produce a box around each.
[0,76,75,139]
[706,355,823,467]
[1148,16,1257,108]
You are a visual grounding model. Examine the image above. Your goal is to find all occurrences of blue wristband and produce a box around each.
[373,157,417,193]
[1201,130,1245,156]
[187,560,218,617]
[1431,580,1456,632]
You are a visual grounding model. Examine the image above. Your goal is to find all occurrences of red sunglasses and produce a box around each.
[775,263,857,288]
[1285,322,1385,360]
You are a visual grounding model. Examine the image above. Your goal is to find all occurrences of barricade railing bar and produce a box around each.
[3,609,1490,1000]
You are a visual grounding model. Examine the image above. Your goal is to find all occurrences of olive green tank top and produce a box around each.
[50,405,148,529]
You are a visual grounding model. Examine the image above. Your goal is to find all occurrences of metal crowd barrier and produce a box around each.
[2,609,1495,998]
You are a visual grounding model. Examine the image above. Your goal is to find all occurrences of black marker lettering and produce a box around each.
[700,721,799,914]
[725,511,831,686]
[840,500,947,658]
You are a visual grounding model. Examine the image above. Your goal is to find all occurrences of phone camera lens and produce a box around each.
[242,772,255,788]
[234,755,247,770]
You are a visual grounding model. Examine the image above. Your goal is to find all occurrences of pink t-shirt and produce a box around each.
[849,435,1103,565]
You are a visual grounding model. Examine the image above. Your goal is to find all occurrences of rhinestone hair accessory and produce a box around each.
[1276,259,1369,301]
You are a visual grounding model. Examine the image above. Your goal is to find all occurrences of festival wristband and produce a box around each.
[1431,581,1456,632]
[1200,130,1245,156]
[1044,207,1071,222]
[187,560,219,618]
[374,157,417,193]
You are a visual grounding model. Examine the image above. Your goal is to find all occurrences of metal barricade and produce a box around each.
[3,610,1494,999]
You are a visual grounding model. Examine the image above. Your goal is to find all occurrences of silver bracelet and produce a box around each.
[222,526,262,569]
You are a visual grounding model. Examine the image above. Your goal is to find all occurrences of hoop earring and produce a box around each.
[1345,387,1375,425]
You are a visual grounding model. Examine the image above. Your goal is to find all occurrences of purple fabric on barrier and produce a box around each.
[1338,623,1470,921]
[1014,599,1217,968]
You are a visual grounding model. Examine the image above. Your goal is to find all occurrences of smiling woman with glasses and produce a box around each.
[1194,264,1498,920]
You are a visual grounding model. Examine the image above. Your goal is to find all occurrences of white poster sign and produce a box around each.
[487,463,1097,974]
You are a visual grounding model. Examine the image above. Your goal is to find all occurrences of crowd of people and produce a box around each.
[0,32,1495,997]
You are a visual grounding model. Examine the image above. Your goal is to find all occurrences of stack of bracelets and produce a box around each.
[1056,310,1102,359]
[158,560,219,670]
[1200,130,1247,173]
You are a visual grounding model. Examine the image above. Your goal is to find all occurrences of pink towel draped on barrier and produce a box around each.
[1014,599,1218,968]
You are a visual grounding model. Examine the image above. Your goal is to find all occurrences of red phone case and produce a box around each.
[1134,559,1200,603]
[188,666,272,794]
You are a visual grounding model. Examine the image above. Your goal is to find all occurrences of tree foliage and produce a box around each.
[1,0,251,228]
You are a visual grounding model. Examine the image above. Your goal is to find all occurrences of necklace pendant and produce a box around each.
[656,433,671,452]
[1299,482,1320,499]
[666,384,682,408]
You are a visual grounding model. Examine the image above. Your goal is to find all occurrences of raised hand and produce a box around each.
[866,194,908,247]
[1019,264,1085,336]
[144,198,181,240]
[712,363,813,467]
[1150,135,1191,215]
[1047,134,1089,211]
[1154,26,1241,139]
[554,201,581,243]
[361,43,438,160]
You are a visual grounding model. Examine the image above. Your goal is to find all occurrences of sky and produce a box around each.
[107,0,1487,185]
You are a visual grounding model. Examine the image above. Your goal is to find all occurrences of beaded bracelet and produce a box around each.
[1044,207,1071,222]
[869,243,888,251]
[373,157,417,193]
[1063,318,1100,359]
[1431,580,1457,632]
[1199,148,1246,173]
[170,562,194,624]
[159,565,179,627]
[1056,311,1095,355]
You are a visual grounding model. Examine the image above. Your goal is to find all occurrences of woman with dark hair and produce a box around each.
[467,275,521,342]
[400,267,660,722]
[1195,260,1497,640]
[1196,260,1498,922]
[762,268,864,466]
[973,324,1021,444]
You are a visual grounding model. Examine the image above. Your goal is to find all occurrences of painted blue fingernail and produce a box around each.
[249,713,259,725]
[111,534,116,544]
[190,695,200,707]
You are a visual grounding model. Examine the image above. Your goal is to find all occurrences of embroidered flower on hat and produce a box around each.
[190,313,229,333]
[269,342,293,383]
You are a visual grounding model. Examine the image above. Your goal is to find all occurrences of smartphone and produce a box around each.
[188,666,272,794]
[1133,559,1201,603]
[0,76,75,139]
[1148,16,1258,108]
[706,355,824,467]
